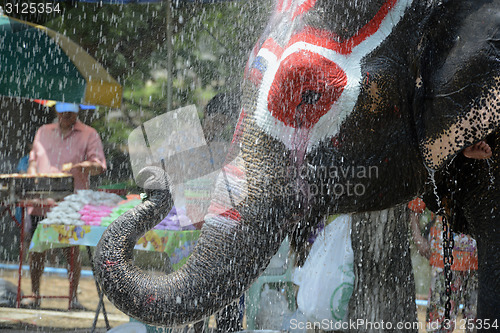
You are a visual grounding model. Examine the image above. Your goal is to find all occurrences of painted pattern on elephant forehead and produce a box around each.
[250,0,414,153]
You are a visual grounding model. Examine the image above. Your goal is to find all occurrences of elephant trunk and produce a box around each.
[93,166,286,326]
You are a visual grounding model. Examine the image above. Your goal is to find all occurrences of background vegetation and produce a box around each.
[5,0,271,186]
[0,0,270,261]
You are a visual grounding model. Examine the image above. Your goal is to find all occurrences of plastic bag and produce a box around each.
[282,309,308,333]
[255,284,292,330]
[293,214,354,327]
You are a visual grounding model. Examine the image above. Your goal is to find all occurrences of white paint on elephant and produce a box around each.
[254,0,414,152]
[258,47,280,65]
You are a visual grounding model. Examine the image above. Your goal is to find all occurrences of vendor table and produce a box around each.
[30,225,201,271]
[1,200,59,309]
[29,223,201,332]
[1,180,202,331]
[0,173,74,309]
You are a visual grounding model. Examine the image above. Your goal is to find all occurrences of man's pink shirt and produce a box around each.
[29,120,107,192]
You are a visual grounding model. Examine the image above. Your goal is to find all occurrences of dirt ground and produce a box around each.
[0,266,129,331]
[0,266,462,333]
[0,264,219,332]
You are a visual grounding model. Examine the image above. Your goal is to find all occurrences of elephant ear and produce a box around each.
[414,1,500,170]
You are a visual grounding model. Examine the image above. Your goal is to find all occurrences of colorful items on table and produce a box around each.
[154,206,196,231]
[32,191,202,270]
[170,239,198,266]
[79,201,197,229]
[79,205,114,226]
[99,197,142,227]
[41,190,201,230]
[42,190,123,225]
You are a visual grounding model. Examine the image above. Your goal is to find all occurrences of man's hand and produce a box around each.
[62,163,73,173]
[27,160,37,175]
[71,161,104,176]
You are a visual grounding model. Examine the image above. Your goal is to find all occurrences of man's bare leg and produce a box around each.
[64,246,85,310]
[21,251,46,308]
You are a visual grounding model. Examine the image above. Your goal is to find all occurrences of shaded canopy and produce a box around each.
[0,14,122,108]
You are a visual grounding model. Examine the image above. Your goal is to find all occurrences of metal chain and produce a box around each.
[441,213,454,321]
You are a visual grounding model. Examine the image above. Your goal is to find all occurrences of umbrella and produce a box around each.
[0,14,122,108]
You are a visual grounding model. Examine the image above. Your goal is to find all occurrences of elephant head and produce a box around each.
[94,0,500,327]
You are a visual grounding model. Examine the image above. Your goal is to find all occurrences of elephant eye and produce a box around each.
[300,90,322,105]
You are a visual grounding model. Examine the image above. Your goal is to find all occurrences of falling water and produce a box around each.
[486,158,495,189]
[425,164,442,212]
[1,1,271,330]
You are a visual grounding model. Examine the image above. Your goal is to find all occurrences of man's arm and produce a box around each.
[71,161,104,176]
[27,139,38,175]
[27,160,37,175]
[72,128,107,177]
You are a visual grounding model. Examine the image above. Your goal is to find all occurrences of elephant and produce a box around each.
[94,0,500,329]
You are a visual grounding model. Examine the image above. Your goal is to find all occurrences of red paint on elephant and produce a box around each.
[263,0,398,132]
[289,0,396,51]
[262,38,284,58]
[104,260,118,267]
[268,50,347,129]
[208,202,242,222]
[292,0,317,19]
[231,109,246,145]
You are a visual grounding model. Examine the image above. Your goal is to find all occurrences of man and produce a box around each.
[23,102,106,310]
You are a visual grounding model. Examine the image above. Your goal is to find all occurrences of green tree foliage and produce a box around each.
[36,0,270,184]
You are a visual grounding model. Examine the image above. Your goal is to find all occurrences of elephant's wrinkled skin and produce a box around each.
[94,0,500,328]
